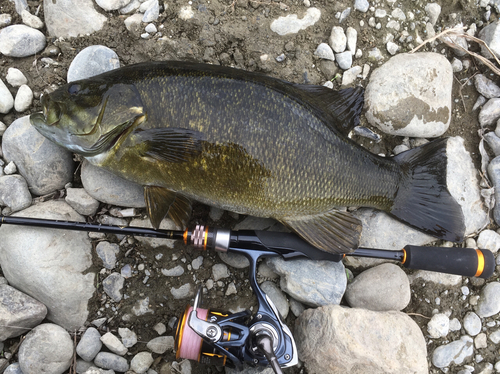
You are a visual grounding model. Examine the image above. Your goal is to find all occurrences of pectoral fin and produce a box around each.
[281,209,362,254]
[144,186,192,229]
[134,128,204,163]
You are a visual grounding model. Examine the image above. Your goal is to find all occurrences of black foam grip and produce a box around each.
[403,245,495,279]
[254,231,344,261]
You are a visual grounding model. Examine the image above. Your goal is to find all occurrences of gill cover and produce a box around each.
[31,80,145,156]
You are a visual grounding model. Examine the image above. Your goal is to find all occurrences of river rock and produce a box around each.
[43,0,107,38]
[344,263,411,311]
[94,352,129,372]
[147,336,175,354]
[475,74,500,99]
[432,335,474,368]
[463,311,482,336]
[479,98,500,126]
[266,257,346,307]
[101,332,127,356]
[77,327,102,362]
[260,281,289,319]
[96,242,120,269]
[0,201,95,330]
[346,27,357,54]
[365,53,452,137]
[408,270,462,287]
[329,26,347,53]
[6,68,27,87]
[487,156,500,224]
[0,78,14,114]
[270,8,321,36]
[478,20,500,59]
[446,137,489,235]
[3,363,23,374]
[67,45,120,82]
[96,0,132,11]
[130,352,153,374]
[354,0,369,12]
[65,188,100,216]
[81,160,145,208]
[21,9,43,29]
[18,323,73,374]
[425,3,441,26]
[335,51,353,70]
[477,230,500,253]
[475,282,500,317]
[218,251,250,268]
[103,273,124,302]
[0,175,32,213]
[0,284,47,341]
[118,328,137,348]
[484,131,500,156]
[14,84,33,112]
[2,115,75,196]
[295,305,427,374]
[314,43,335,61]
[427,313,450,338]
[0,25,46,57]
[142,0,160,22]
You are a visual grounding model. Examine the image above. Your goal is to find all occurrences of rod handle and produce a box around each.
[403,245,495,279]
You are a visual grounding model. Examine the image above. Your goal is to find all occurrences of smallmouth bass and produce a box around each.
[30,61,465,253]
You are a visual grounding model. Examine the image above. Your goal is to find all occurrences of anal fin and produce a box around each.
[144,186,192,229]
[281,209,362,254]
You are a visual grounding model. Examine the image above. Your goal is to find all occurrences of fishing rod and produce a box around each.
[0,215,495,374]
[0,215,494,279]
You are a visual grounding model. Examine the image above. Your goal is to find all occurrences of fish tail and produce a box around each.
[390,138,465,242]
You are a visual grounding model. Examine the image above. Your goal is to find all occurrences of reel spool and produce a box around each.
[174,287,251,369]
[175,306,249,366]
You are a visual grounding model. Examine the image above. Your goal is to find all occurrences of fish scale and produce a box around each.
[30,61,465,253]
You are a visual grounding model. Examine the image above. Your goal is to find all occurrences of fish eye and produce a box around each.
[68,84,80,95]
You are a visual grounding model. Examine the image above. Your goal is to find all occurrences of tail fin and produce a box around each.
[390,138,465,242]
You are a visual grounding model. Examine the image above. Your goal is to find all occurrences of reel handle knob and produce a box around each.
[254,333,283,374]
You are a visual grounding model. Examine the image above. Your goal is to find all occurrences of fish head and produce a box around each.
[30,79,145,156]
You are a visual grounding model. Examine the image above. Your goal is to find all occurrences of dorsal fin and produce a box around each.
[293,85,365,136]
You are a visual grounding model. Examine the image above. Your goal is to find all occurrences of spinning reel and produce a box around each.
[174,227,299,373]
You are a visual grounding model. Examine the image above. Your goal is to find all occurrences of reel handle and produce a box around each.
[402,245,495,279]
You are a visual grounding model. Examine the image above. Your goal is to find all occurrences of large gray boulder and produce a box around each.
[365,52,452,137]
[295,305,428,374]
[2,116,74,196]
[0,200,95,330]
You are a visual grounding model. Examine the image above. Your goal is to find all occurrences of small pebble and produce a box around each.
[118,327,137,348]
[463,312,482,336]
[6,68,27,87]
[147,336,175,354]
[153,322,166,335]
[145,23,157,33]
[130,352,154,374]
[4,161,17,175]
[101,332,128,356]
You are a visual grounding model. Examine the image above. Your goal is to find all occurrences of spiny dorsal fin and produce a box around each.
[293,85,365,136]
[134,127,204,163]
[144,186,192,229]
[281,209,362,254]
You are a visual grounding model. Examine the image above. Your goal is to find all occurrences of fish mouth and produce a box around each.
[30,94,62,130]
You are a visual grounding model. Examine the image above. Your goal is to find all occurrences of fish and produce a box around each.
[30,61,465,254]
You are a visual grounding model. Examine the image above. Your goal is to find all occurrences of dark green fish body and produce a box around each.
[30,61,464,253]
